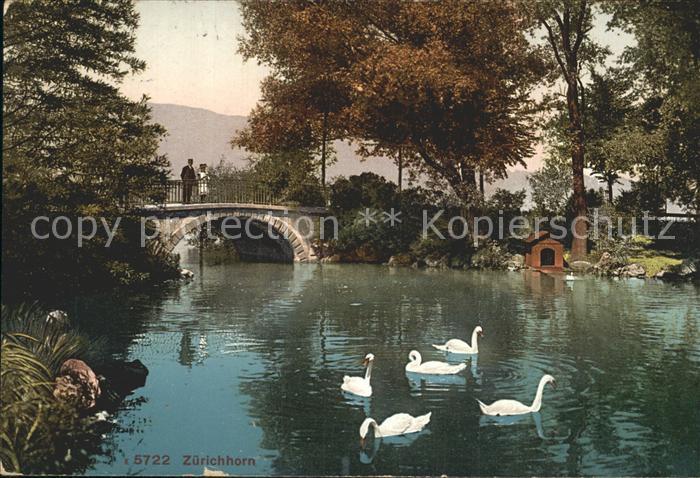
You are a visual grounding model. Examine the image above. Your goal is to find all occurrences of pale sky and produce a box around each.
[120,1,268,116]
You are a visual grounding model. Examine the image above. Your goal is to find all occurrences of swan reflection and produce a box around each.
[406,371,468,391]
[479,412,567,440]
[341,391,370,415]
[359,429,432,464]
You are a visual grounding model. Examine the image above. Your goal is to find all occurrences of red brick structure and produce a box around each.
[524,231,564,272]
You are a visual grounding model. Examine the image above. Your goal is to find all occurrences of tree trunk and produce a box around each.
[567,77,588,261]
[397,147,403,193]
[453,164,478,236]
[321,110,328,189]
[607,179,614,204]
[479,168,485,198]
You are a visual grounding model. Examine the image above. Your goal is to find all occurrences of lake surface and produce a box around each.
[72,252,699,476]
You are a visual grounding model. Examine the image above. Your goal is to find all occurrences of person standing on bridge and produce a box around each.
[198,163,209,203]
[181,158,197,204]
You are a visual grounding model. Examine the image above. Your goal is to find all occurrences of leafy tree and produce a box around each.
[2,0,176,301]
[528,158,572,216]
[616,180,666,216]
[485,189,527,215]
[584,70,635,202]
[534,0,606,260]
[328,173,430,261]
[208,158,254,182]
[248,151,325,206]
[604,0,700,211]
[234,2,354,187]
[236,0,544,211]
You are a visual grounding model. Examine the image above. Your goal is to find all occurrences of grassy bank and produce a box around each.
[628,251,684,277]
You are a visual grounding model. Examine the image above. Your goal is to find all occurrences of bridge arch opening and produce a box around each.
[165,212,313,263]
[209,217,294,263]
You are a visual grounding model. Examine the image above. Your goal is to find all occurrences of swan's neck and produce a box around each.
[470,329,479,352]
[364,361,373,381]
[530,378,548,412]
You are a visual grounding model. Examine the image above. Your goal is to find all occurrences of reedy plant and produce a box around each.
[1,304,102,474]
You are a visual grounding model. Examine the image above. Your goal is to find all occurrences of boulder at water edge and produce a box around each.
[619,263,646,278]
[320,254,341,263]
[95,360,149,409]
[655,259,698,281]
[98,360,148,395]
[506,254,526,271]
[54,359,101,410]
[388,253,413,267]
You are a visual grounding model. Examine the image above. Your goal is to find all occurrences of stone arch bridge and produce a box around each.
[139,203,329,263]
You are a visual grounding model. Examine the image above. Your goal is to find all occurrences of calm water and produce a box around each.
[70,253,699,476]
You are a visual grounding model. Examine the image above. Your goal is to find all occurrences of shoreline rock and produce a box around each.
[319,246,697,283]
[95,359,149,410]
[54,359,101,410]
[655,259,698,281]
[388,253,413,267]
[618,263,646,278]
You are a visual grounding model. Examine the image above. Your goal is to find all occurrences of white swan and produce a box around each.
[477,374,556,416]
[432,325,483,354]
[341,353,374,397]
[359,412,432,442]
[405,350,466,375]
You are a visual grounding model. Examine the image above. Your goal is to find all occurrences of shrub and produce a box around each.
[327,173,431,260]
[595,237,632,271]
[471,240,510,269]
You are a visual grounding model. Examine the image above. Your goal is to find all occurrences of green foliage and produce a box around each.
[2,0,178,301]
[595,237,631,270]
[330,173,397,213]
[604,0,700,209]
[0,305,103,474]
[328,173,431,260]
[584,70,635,200]
[410,236,473,266]
[566,188,604,220]
[615,180,666,215]
[208,159,254,182]
[247,152,325,206]
[470,241,510,270]
[528,158,572,216]
[237,0,544,205]
[485,189,527,214]
[629,253,683,277]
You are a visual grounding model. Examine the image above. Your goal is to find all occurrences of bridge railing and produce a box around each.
[164,179,280,205]
[133,179,326,207]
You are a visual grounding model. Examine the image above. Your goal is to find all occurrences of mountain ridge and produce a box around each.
[149,102,628,202]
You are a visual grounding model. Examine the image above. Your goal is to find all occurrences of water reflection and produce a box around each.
[359,429,432,464]
[406,371,468,390]
[79,259,700,476]
[341,392,371,415]
[479,411,568,441]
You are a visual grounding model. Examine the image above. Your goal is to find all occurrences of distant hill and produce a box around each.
[149,102,399,180]
[149,103,249,174]
[149,102,630,205]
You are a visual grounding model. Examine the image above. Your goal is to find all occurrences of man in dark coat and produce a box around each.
[181,158,197,203]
